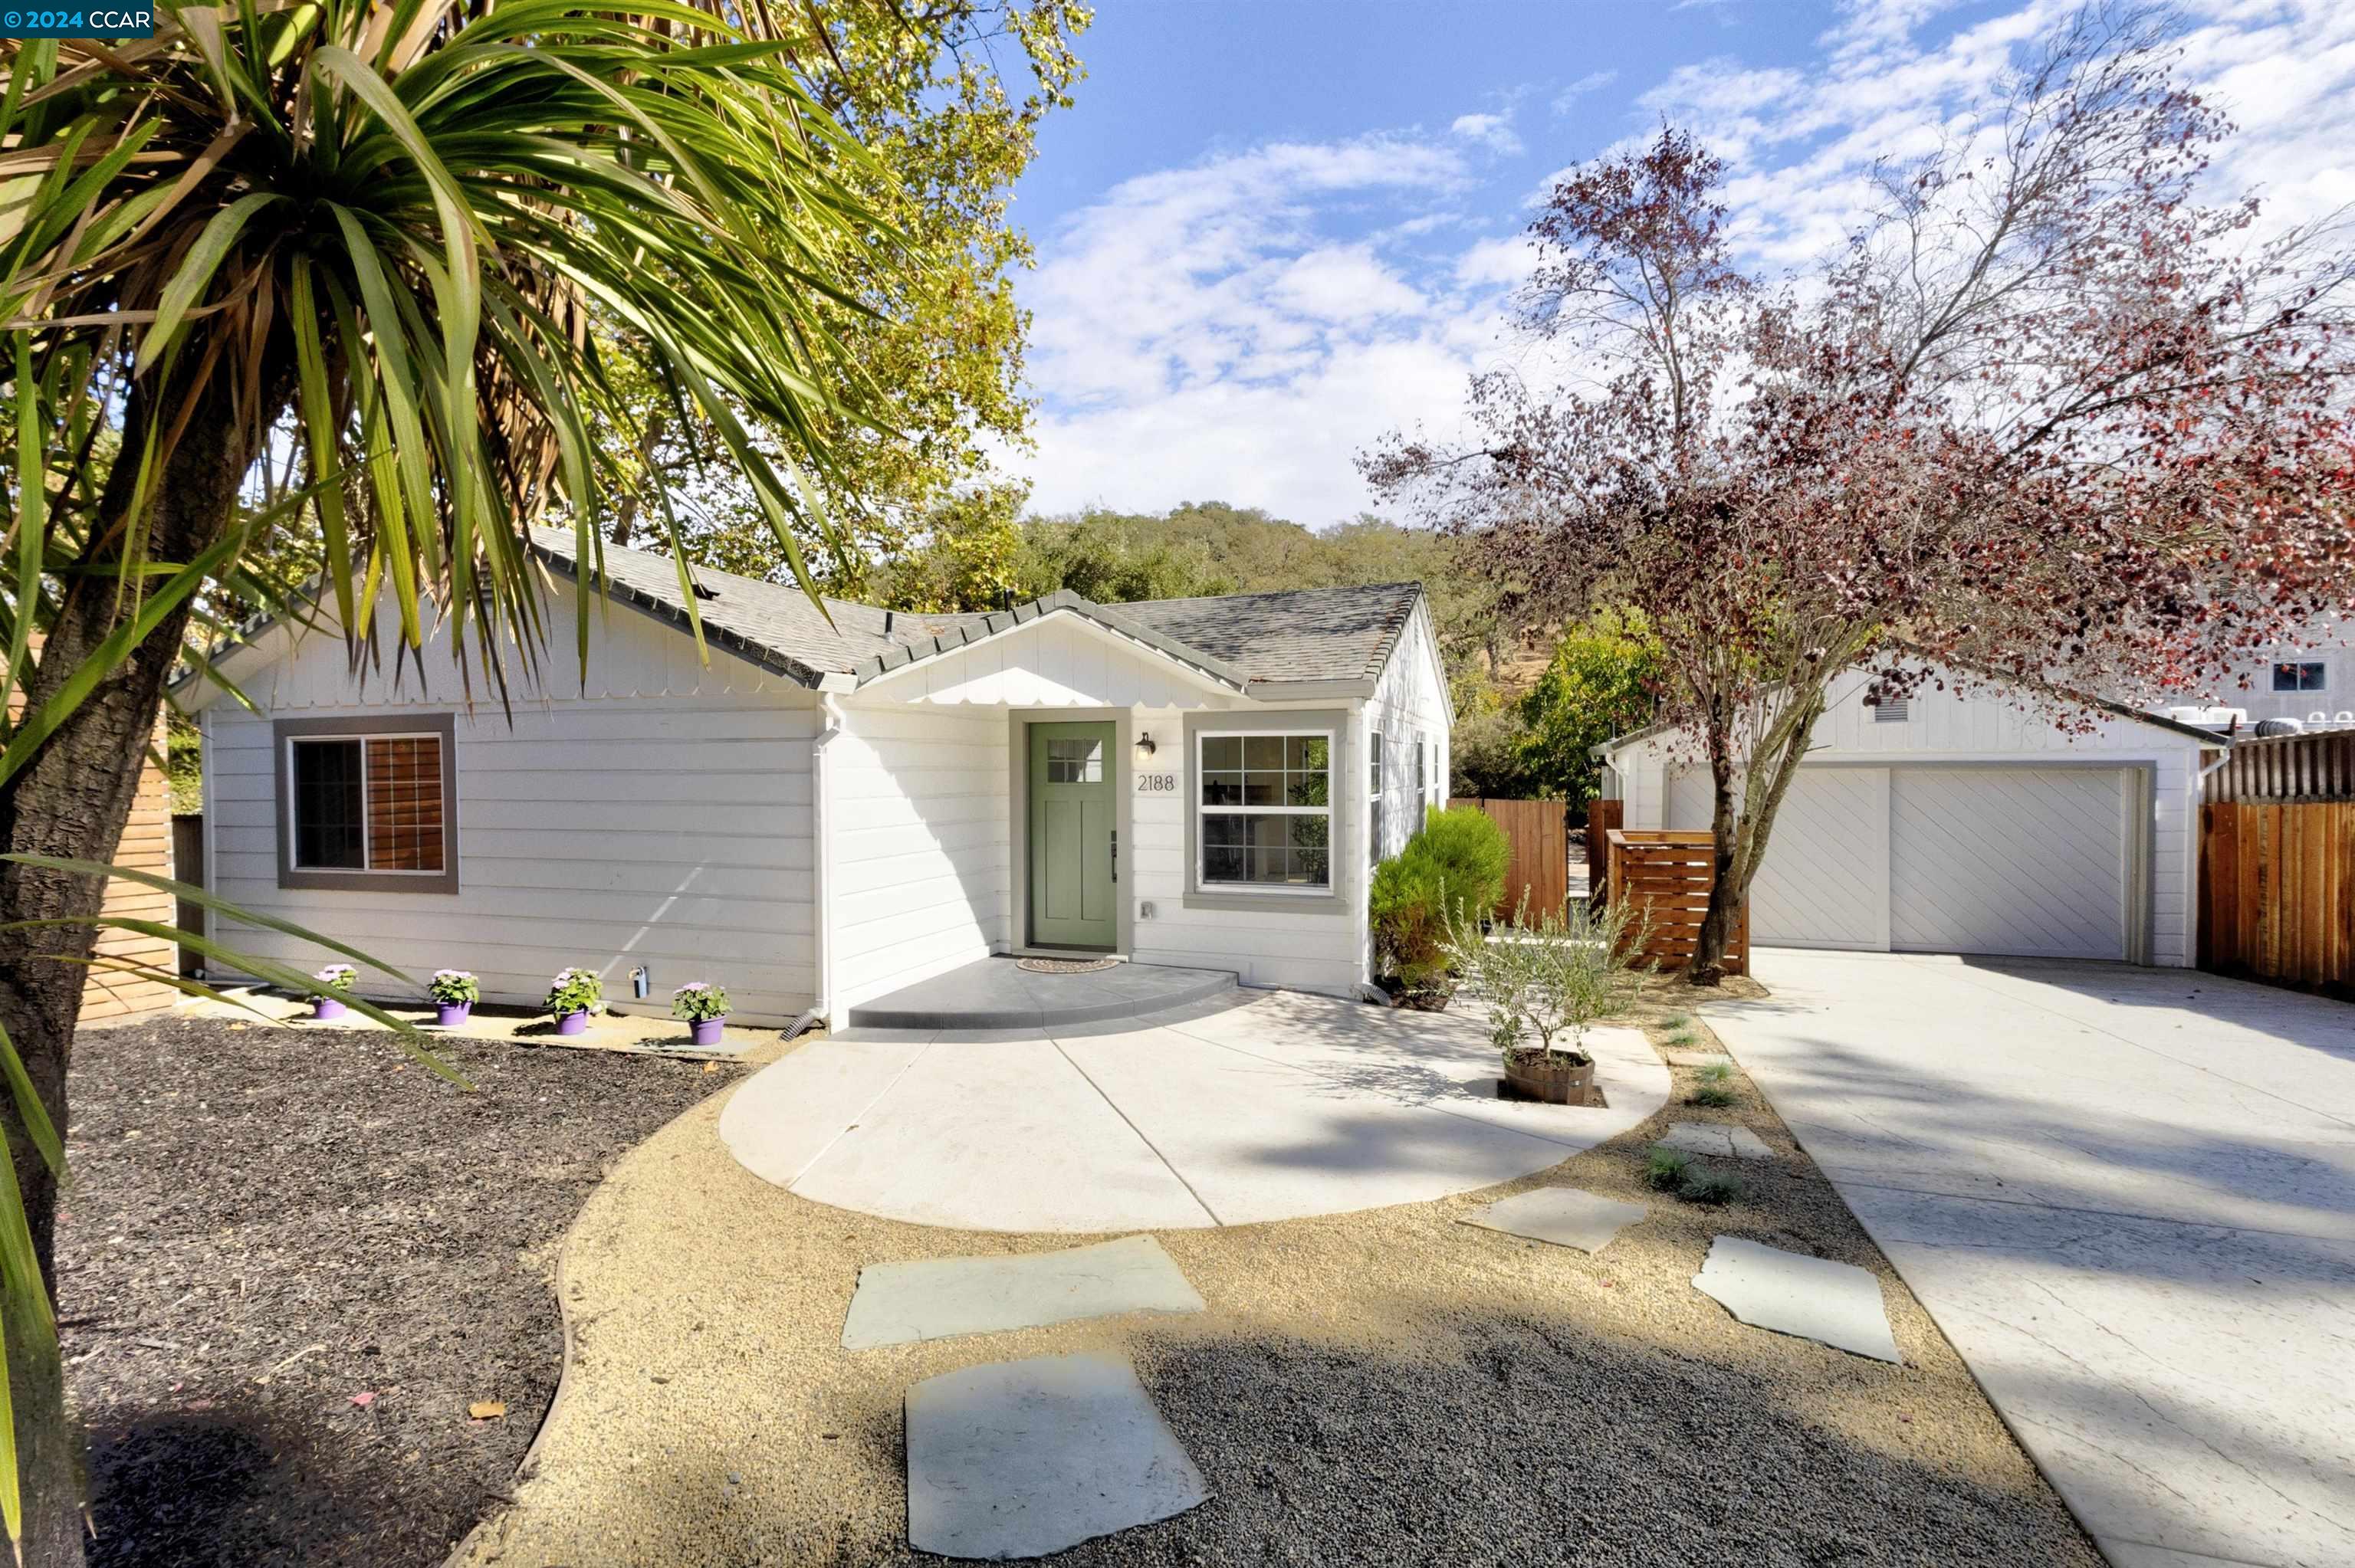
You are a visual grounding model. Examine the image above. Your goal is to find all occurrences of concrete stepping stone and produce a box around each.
[842,1235,1204,1350]
[905,1350,1210,1559]
[1657,1121,1774,1160]
[1460,1187,1647,1253]
[1693,1236,1901,1363]
[1666,1051,1733,1069]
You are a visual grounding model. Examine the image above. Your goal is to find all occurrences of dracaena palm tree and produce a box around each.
[0,4,902,1558]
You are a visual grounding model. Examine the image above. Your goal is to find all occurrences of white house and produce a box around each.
[181,529,1453,1027]
[1597,663,2227,967]
[2165,621,2355,731]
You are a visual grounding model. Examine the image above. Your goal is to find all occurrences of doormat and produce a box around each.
[1017,957,1120,974]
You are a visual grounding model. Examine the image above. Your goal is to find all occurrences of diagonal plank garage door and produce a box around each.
[1888,768,2127,960]
[1748,768,1886,949]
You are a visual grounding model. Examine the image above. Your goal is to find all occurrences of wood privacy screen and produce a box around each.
[2199,801,2355,993]
[1604,829,1750,976]
[1448,798,1568,917]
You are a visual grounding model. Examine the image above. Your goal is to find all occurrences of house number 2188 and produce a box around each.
[1135,771,1179,792]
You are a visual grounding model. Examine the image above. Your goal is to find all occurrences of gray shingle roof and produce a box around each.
[527,528,1424,695]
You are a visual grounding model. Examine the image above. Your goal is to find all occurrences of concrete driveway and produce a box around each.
[1708,950,2355,1568]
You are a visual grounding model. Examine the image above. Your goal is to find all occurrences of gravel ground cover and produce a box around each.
[59,1012,739,1568]
[460,976,2106,1568]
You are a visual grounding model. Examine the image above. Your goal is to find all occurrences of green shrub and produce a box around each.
[1697,1061,1733,1084]
[1687,1081,1739,1108]
[1414,804,1510,921]
[1371,853,1453,994]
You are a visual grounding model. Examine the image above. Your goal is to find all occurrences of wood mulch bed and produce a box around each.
[59,1012,738,1567]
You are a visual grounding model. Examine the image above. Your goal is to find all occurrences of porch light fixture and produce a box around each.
[1135,730,1158,759]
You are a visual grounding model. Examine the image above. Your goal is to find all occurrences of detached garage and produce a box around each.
[1598,665,2226,968]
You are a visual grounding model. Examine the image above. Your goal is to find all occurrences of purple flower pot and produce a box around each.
[435,1001,472,1028]
[688,1016,725,1047]
[312,997,347,1021]
[554,1010,590,1036]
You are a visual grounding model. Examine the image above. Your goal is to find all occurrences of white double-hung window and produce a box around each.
[1197,730,1332,892]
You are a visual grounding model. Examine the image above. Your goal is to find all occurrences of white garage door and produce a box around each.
[1888,768,2127,960]
[1668,763,2135,960]
[1748,769,1885,949]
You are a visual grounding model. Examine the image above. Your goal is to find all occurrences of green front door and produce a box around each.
[1029,721,1117,950]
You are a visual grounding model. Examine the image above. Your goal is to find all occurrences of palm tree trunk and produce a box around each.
[0,378,259,1566]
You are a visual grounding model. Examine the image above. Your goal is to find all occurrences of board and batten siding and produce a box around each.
[1365,600,1450,864]
[198,582,821,1024]
[1628,666,2208,967]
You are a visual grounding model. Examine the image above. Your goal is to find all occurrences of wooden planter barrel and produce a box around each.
[1502,1049,1601,1106]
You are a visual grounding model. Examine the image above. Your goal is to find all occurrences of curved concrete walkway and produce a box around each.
[720,990,1670,1231]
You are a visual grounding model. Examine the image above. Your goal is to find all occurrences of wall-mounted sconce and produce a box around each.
[1135,730,1158,759]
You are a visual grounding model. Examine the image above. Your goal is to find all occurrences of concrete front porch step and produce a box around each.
[846,956,1239,1030]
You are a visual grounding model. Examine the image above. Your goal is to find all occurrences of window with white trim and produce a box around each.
[288,733,448,873]
[2273,660,2328,694]
[1368,731,1384,864]
[1197,731,1332,891]
[1411,737,1426,828]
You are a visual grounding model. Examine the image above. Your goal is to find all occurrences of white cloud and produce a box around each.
[1010,0,2355,525]
[1450,110,1525,156]
[1010,134,1513,523]
[1552,69,1619,114]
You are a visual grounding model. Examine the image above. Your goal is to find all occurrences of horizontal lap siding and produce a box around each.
[829,706,1009,1009]
[1127,699,1363,994]
[200,584,820,1023]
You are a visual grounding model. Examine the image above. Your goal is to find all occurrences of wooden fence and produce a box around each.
[1585,798,1623,893]
[2205,730,2355,802]
[2199,801,2355,994]
[1604,829,1749,976]
[1448,797,1568,917]
[172,813,206,977]
[9,640,179,1024]
[60,730,178,1023]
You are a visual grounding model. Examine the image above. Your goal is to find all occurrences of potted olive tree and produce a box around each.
[544,966,603,1035]
[1447,892,1647,1104]
[309,963,357,1022]
[428,969,480,1028]
[671,981,730,1046]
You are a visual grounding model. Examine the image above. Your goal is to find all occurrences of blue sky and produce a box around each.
[996,0,2355,525]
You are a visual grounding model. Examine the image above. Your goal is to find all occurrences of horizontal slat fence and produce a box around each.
[1450,797,1568,918]
[1604,829,1749,976]
[2199,801,2355,994]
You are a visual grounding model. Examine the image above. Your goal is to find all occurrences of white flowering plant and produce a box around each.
[310,963,357,998]
[670,981,730,1024]
[427,969,480,1005]
[544,966,603,1016]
